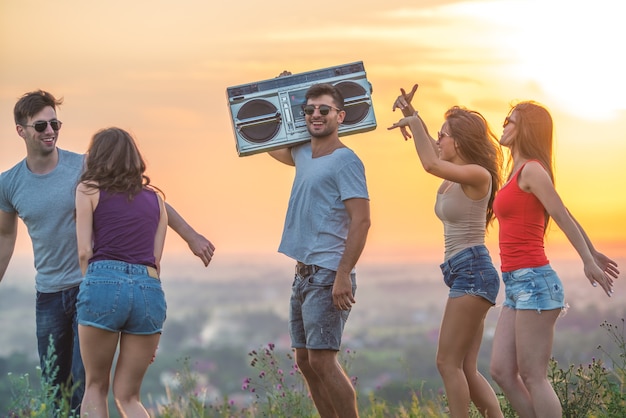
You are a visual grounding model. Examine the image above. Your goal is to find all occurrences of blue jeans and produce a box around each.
[289,267,356,351]
[77,260,166,334]
[502,264,565,312]
[36,286,85,412]
[440,245,500,305]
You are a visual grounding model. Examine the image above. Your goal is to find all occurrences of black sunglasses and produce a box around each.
[22,119,63,132]
[302,104,341,116]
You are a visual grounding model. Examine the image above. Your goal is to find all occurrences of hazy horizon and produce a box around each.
[1,0,625,264]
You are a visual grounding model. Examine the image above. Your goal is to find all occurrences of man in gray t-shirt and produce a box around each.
[0,90,216,413]
[269,83,370,418]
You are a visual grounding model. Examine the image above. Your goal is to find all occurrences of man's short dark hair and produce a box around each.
[14,90,63,125]
[305,83,344,109]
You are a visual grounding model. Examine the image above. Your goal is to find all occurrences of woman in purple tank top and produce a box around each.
[75,127,167,418]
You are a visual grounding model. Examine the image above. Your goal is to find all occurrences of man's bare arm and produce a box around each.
[0,210,18,282]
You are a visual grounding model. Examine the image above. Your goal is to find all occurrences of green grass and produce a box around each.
[6,320,626,417]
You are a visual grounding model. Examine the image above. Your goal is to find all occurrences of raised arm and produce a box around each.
[164,202,215,266]
[268,148,295,166]
[0,210,18,282]
[389,85,490,189]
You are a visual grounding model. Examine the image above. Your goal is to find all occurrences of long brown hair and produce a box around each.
[505,101,554,230]
[445,106,503,227]
[80,127,162,199]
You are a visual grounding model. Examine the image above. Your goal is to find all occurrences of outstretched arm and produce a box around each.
[568,209,619,279]
[165,202,215,266]
[0,210,17,282]
[522,162,615,296]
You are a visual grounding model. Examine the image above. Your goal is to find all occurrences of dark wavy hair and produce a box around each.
[80,127,162,199]
[305,83,345,109]
[444,106,503,227]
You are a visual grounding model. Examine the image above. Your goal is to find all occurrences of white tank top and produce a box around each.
[434,180,490,261]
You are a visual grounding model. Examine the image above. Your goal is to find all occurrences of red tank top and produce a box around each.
[493,161,549,272]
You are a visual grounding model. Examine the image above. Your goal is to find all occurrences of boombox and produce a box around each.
[226,61,377,157]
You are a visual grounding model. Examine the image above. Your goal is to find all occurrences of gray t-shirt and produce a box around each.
[0,148,84,292]
[278,143,369,271]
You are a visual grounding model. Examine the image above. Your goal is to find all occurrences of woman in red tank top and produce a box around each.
[489,102,619,417]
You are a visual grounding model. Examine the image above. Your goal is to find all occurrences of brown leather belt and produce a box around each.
[296,262,319,278]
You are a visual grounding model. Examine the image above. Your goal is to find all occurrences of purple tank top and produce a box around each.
[90,189,160,267]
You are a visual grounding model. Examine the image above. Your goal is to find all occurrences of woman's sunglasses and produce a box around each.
[22,119,63,133]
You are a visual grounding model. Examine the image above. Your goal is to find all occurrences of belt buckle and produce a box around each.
[296,262,318,278]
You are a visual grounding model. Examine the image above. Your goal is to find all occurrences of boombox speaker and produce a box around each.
[226,61,377,157]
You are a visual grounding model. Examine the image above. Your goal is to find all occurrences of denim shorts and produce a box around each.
[439,245,500,305]
[77,260,166,335]
[502,264,565,312]
[289,267,356,351]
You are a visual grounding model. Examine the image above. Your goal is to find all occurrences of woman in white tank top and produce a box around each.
[389,84,504,418]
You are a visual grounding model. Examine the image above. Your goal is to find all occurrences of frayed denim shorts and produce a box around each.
[502,264,565,312]
[289,266,356,351]
[440,245,500,305]
[77,260,166,335]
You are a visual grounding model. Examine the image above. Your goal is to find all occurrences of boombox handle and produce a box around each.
[235,111,282,130]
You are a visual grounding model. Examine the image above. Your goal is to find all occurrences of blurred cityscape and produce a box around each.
[1,256,625,413]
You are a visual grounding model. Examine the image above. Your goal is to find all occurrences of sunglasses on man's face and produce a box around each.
[22,119,63,133]
[302,104,341,116]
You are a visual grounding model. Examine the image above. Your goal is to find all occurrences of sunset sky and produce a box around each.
[1,0,624,279]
